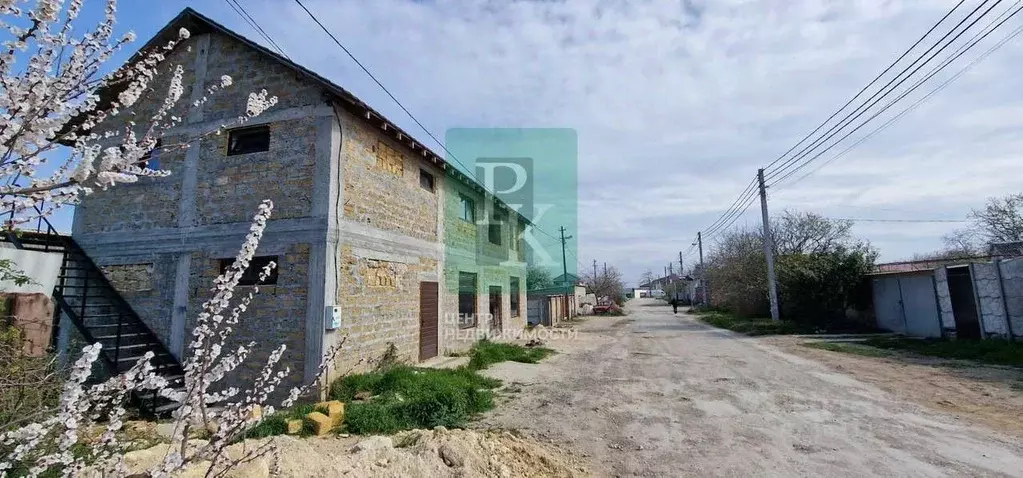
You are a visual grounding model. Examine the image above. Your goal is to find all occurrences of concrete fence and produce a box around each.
[878,257,1023,340]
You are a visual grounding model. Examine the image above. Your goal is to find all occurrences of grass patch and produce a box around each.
[861,337,1023,368]
[697,311,811,336]
[696,311,875,336]
[466,339,554,371]
[803,341,894,358]
[329,365,501,434]
[243,404,316,439]
[244,340,557,438]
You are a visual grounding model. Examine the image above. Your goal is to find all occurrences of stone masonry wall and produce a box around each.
[332,245,437,373]
[94,255,177,346]
[101,264,155,292]
[340,116,440,242]
[186,243,311,395]
[998,258,1023,338]
[73,133,186,234]
[202,33,324,121]
[971,263,1009,338]
[77,30,324,233]
[934,267,956,334]
[194,115,316,224]
[72,29,330,394]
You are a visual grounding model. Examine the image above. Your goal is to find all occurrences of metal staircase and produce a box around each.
[2,208,184,416]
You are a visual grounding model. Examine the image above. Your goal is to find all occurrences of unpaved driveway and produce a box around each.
[475,298,1023,477]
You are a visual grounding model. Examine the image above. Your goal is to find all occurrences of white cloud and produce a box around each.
[206,0,1023,284]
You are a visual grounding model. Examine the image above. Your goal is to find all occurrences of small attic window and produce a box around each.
[227,125,270,156]
[219,255,278,286]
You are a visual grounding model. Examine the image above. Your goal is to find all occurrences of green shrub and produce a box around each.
[329,365,500,434]
[243,404,315,439]
[467,339,554,370]
[775,249,875,329]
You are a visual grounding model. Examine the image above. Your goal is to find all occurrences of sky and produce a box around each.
[51,0,1023,287]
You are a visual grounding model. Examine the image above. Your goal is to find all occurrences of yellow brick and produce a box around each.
[316,400,345,427]
[305,411,333,436]
[286,419,303,435]
[248,405,263,420]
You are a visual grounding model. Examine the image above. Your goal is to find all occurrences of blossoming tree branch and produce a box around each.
[0,1,341,476]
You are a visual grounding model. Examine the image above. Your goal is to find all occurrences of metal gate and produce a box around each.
[871,273,942,338]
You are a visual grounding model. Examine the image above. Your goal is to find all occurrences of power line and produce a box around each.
[765,0,995,181]
[699,177,757,237]
[770,2,1023,188]
[760,0,966,172]
[223,0,289,58]
[775,18,1023,190]
[704,185,760,239]
[832,218,968,223]
[765,0,1004,182]
[291,0,570,244]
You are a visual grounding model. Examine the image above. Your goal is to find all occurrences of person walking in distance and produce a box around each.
[670,297,679,314]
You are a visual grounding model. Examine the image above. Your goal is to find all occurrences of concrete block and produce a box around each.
[316,400,345,426]
[286,419,303,435]
[305,411,333,436]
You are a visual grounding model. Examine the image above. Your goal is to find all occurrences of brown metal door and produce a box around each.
[489,285,502,332]
[419,281,439,360]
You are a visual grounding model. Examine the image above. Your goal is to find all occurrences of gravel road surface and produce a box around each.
[476,298,1023,477]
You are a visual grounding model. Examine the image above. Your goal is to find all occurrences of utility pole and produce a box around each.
[696,232,706,306]
[758,169,780,322]
[559,226,572,286]
[679,251,685,301]
[603,262,607,278]
[669,262,673,276]
[592,260,598,284]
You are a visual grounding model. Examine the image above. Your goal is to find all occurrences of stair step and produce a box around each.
[154,402,181,414]
[86,323,144,330]
[94,332,147,340]
[113,343,160,350]
[118,353,173,362]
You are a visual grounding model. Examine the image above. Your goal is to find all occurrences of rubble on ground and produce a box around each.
[108,427,584,477]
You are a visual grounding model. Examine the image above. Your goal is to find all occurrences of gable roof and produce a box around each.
[85,7,529,224]
[553,273,580,284]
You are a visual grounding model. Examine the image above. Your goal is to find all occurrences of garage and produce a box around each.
[871,270,942,338]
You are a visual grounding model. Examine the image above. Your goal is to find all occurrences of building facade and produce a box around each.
[69,8,526,392]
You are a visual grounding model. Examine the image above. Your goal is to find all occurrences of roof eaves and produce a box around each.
[79,7,532,226]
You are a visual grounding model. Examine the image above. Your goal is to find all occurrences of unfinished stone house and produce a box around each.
[57,8,527,394]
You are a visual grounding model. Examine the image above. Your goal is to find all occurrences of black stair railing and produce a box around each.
[2,200,184,415]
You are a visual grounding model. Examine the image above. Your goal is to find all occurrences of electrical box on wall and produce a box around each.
[324,306,342,330]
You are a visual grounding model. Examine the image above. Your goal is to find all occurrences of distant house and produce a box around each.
[526,284,583,326]
[552,273,581,286]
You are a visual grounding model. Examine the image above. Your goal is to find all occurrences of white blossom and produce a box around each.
[0,2,333,476]
[0,0,276,223]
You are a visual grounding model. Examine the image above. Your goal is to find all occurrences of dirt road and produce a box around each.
[475,298,1023,477]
